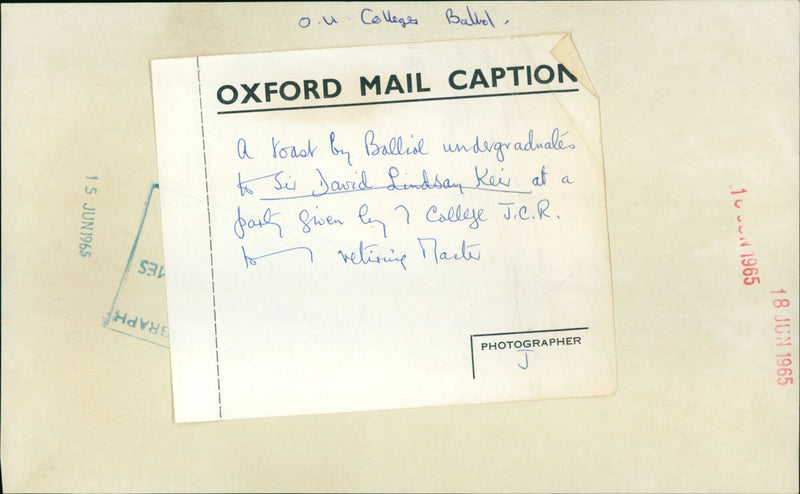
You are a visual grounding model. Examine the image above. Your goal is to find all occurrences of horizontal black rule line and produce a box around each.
[472,327,589,338]
[216,88,580,115]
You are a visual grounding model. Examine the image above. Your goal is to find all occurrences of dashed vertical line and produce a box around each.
[196,57,223,419]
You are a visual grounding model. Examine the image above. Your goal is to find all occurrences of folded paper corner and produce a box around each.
[551,33,598,97]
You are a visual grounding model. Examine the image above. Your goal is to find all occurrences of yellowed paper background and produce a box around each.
[2,2,798,492]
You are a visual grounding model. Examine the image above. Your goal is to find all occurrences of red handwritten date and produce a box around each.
[730,187,759,286]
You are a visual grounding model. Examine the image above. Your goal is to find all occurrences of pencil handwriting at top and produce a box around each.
[294,5,513,33]
[360,8,419,29]
[445,6,503,29]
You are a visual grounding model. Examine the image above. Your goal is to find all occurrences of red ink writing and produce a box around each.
[731,186,759,286]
